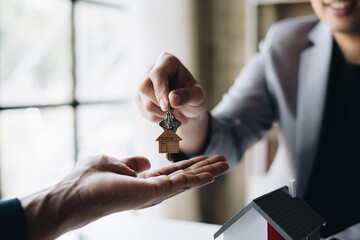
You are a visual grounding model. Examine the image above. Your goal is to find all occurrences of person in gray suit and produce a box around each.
[136,0,360,238]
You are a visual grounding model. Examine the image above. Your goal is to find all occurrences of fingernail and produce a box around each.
[173,94,182,105]
[159,98,166,111]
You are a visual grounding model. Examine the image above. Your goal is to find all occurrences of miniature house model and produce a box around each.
[214,180,325,240]
[156,129,182,153]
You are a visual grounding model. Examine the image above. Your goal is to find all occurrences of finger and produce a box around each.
[165,155,226,177]
[136,94,164,123]
[150,53,181,111]
[144,156,208,178]
[187,155,227,171]
[181,161,229,177]
[97,155,137,177]
[138,77,158,105]
[142,98,166,118]
[169,84,205,108]
[170,172,215,190]
[138,64,159,105]
[121,156,151,173]
[154,172,215,202]
[146,172,214,196]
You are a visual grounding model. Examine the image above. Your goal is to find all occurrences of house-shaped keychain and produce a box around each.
[214,180,326,240]
[156,129,182,153]
[156,104,182,160]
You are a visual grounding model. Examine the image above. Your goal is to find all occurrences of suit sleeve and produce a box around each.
[202,26,278,167]
[0,198,28,239]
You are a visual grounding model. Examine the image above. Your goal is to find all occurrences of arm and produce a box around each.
[136,51,275,166]
[204,53,275,167]
[20,154,228,240]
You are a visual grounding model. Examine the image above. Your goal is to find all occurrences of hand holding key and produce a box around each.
[136,53,209,155]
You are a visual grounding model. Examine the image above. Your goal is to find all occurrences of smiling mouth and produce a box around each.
[323,0,358,15]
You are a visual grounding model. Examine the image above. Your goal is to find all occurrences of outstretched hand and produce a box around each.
[20,154,229,240]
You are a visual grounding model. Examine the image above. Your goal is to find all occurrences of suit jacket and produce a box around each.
[0,198,27,239]
[204,15,333,198]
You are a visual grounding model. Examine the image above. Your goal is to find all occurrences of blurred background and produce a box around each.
[0,0,314,238]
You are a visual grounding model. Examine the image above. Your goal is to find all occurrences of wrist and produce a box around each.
[20,182,76,240]
[178,110,209,155]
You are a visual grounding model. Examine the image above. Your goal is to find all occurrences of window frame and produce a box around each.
[0,0,127,169]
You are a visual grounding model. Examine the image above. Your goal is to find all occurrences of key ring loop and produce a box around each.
[167,97,171,112]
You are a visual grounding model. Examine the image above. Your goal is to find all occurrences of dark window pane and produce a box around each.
[0,0,73,107]
[0,107,75,198]
[75,2,133,102]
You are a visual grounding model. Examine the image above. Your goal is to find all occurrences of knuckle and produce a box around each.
[149,114,159,123]
[159,51,178,62]
[165,54,179,64]
[154,86,166,98]
[182,90,190,103]
[149,67,167,81]
[159,51,172,58]
[144,100,155,112]
[139,78,152,94]
[194,84,205,96]
[192,84,207,105]
[100,154,109,162]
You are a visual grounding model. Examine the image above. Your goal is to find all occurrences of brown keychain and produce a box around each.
[156,100,182,162]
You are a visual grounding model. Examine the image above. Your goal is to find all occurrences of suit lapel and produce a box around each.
[296,21,333,196]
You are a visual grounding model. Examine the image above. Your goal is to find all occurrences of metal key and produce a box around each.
[159,100,181,132]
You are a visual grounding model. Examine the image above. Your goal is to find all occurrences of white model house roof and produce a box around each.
[214,186,325,240]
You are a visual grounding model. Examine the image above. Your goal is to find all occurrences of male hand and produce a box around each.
[20,154,228,240]
[136,53,209,154]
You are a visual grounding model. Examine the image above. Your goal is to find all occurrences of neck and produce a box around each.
[333,31,360,64]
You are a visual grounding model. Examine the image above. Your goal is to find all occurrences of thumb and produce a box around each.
[169,84,206,108]
[121,156,151,174]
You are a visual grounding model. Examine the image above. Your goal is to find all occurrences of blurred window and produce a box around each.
[0,0,134,200]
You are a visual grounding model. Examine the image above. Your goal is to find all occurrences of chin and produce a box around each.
[312,0,360,34]
[327,18,360,33]
[328,19,360,35]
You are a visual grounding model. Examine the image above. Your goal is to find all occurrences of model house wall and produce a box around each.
[156,129,182,153]
[268,223,285,240]
[220,208,267,240]
[159,141,179,153]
